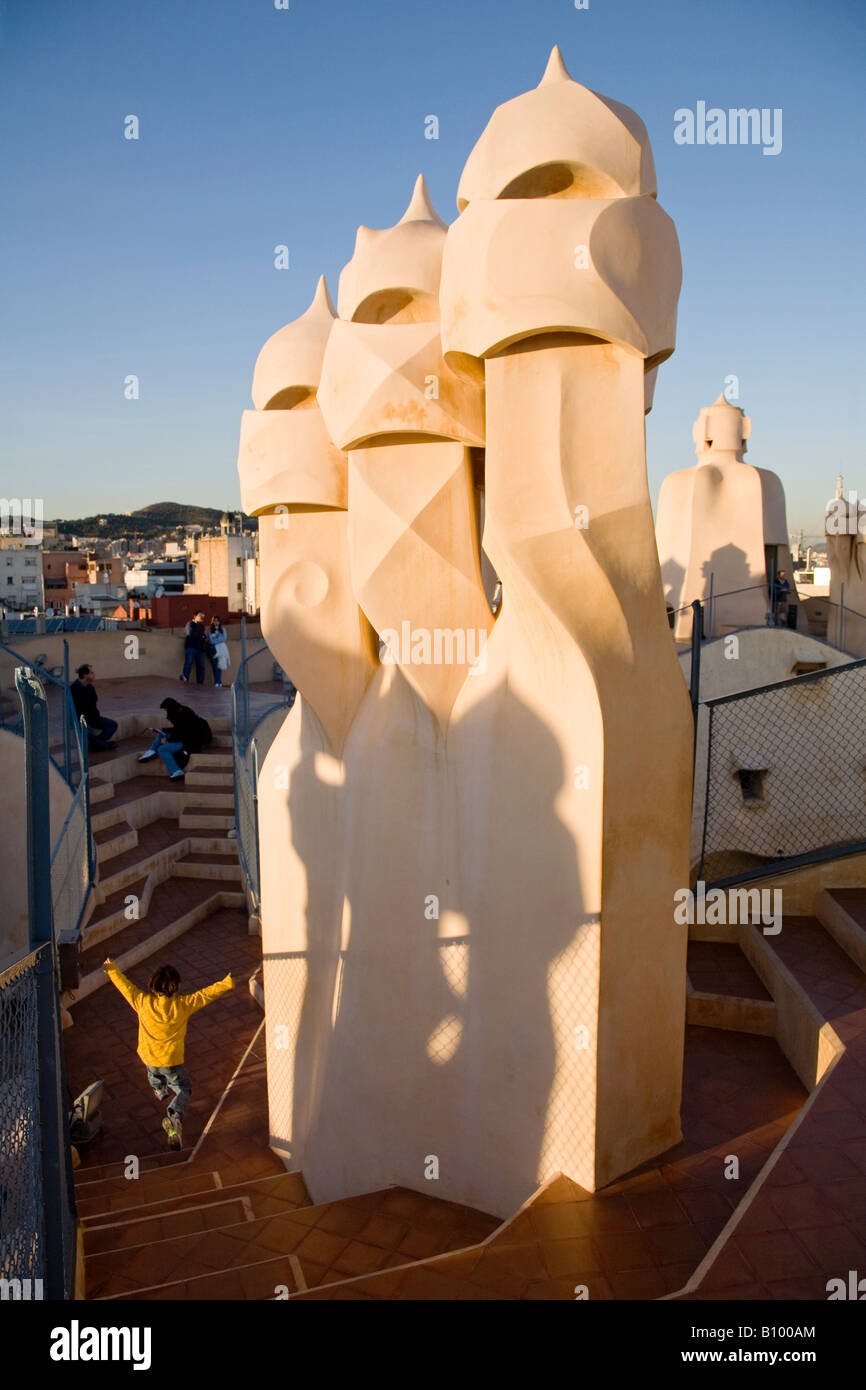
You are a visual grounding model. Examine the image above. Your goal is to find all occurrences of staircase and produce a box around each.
[73,1031,502,1301]
[678,879,866,1299]
[64,715,248,1009]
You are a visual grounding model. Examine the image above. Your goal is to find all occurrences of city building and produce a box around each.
[42,549,123,608]
[193,525,257,614]
[0,536,44,610]
[124,554,190,598]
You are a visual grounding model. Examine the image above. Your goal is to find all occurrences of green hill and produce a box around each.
[51,503,257,540]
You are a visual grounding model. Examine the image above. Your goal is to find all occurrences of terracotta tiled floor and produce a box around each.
[79,878,230,971]
[293,1026,806,1300]
[687,940,772,1000]
[85,675,284,728]
[99,1186,500,1301]
[824,889,866,931]
[682,916,866,1300]
[105,817,230,877]
[65,906,263,1168]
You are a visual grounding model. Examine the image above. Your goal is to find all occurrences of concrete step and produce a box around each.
[68,888,243,1004]
[84,853,238,944]
[109,1253,302,1301]
[74,1148,190,1189]
[74,1151,284,1217]
[180,811,235,830]
[686,940,776,1036]
[185,770,233,788]
[179,791,234,809]
[86,1185,497,1300]
[76,1168,223,1222]
[815,888,866,974]
[187,840,238,858]
[173,860,242,883]
[89,777,115,806]
[93,803,136,834]
[188,752,232,770]
[96,842,187,900]
[82,1172,311,1253]
[95,821,138,865]
[82,876,151,949]
[739,916,852,1091]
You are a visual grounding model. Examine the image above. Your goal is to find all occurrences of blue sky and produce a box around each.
[1,0,864,533]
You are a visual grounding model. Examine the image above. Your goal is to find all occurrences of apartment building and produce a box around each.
[0,538,44,610]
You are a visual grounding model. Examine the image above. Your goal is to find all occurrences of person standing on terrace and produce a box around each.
[181,610,209,684]
[207,615,230,688]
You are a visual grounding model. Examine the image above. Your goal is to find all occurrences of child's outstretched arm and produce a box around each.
[103,959,145,1012]
[181,973,234,1015]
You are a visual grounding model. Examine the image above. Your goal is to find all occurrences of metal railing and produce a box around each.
[0,637,95,943]
[796,593,866,653]
[1,617,109,636]
[231,643,296,913]
[668,581,768,635]
[696,657,866,886]
[0,670,79,1298]
[669,577,866,655]
[0,949,44,1288]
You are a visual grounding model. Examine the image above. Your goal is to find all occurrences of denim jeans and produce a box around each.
[146,1064,192,1122]
[87,715,118,749]
[182,646,206,683]
[146,731,185,776]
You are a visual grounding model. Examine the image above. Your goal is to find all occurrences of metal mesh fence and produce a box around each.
[0,646,93,953]
[234,738,260,911]
[50,781,91,943]
[698,657,866,883]
[0,639,86,788]
[0,949,44,1284]
[232,645,295,913]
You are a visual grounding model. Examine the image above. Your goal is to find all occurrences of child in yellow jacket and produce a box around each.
[104,958,234,1149]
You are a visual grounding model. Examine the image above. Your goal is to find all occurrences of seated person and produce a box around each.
[70,664,118,751]
[138,697,212,780]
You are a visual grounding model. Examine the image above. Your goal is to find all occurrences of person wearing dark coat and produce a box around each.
[136,698,212,780]
[70,664,118,750]
[181,611,209,685]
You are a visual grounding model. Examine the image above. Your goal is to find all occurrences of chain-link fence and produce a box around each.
[0,640,94,949]
[0,949,43,1286]
[234,735,261,912]
[232,645,295,914]
[50,780,92,944]
[697,657,866,884]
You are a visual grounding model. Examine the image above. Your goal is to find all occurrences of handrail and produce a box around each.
[231,643,295,914]
[3,647,95,944]
[0,634,86,789]
[669,583,866,627]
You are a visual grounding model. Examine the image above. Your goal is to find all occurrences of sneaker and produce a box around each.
[138,750,157,763]
[162,1115,182,1150]
[170,769,185,780]
[179,674,188,682]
